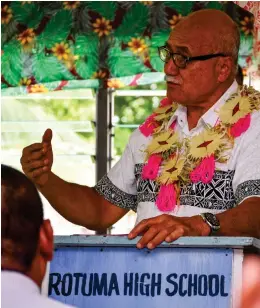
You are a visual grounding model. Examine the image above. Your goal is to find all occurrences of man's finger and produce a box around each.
[42,128,52,144]
[22,143,43,157]
[30,166,49,178]
[165,227,187,242]
[128,219,152,239]
[136,225,162,249]
[27,159,49,172]
[128,215,167,239]
[29,149,47,161]
[146,228,172,250]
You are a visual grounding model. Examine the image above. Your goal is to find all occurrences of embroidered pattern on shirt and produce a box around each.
[135,164,236,210]
[94,175,137,212]
[235,179,260,204]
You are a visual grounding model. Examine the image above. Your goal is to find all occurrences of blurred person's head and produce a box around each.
[163,9,240,106]
[1,164,53,287]
[236,65,244,86]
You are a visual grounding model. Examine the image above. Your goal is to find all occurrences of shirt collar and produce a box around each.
[1,271,40,294]
[200,80,238,127]
[167,80,239,129]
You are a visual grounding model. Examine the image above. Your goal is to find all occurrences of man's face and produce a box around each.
[165,26,220,106]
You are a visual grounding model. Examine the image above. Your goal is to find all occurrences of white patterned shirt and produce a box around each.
[95,81,260,225]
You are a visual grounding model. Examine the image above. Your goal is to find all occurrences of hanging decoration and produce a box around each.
[1,1,256,95]
[139,86,260,212]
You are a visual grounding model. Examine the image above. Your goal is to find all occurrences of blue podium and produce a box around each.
[47,236,260,308]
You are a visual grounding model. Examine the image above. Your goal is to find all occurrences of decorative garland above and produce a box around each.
[139,86,260,212]
[1,1,255,95]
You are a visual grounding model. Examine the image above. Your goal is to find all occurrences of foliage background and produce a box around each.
[1,1,255,95]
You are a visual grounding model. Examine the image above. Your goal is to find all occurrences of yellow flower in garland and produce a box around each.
[64,54,79,69]
[158,156,185,185]
[169,14,182,29]
[219,95,252,125]
[93,17,112,37]
[146,131,179,156]
[107,79,125,89]
[19,77,32,86]
[240,16,254,36]
[1,5,12,24]
[189,129,223,159]
[29,84,48,93]
[141,1,153,6]
[92,70,108,79]
[154,104,177,121]
[17,29,35,45]
[63,1,80,10]
[52,42,71,61]
[128,38,147,55]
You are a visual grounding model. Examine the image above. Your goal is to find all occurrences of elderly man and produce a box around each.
[1,165,74,308]
[20,9,260,249]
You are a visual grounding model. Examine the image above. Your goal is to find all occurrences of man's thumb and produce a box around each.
[42,128,52,144]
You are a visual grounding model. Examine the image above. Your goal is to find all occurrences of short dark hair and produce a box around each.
[1,165,44,271]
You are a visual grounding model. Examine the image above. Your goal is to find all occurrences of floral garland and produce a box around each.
[139,86,260,212]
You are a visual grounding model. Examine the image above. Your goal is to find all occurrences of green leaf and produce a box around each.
[239,35,253,56]
[1,83,8,89]
[38,10,72,48]
[2,40,23,86]
[150,30,171,47]
[74,35,99,56]
[75,57,98,80]
[114,3,148,42]
[108,47,150,77]
[205,2,223,10]
[38,1,63,15]
[1,19,18,47]
[74,35,99,79]
[150,56,164,72]
[86,1,117,20]
[11,2,43,28]
[73,6,91,34]
[32,53,74,83]
[164,1,193,16]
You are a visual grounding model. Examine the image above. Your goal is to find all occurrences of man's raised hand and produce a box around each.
[20,128,53,187]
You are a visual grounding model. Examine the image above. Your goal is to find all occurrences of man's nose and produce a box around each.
[164,58,179,76]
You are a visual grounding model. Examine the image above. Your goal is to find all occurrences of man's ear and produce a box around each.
[39,219,54,262]
[216,56,233,82]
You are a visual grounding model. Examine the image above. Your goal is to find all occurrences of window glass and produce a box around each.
[1,90,96,235]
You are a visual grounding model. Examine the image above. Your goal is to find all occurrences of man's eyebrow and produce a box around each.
[165,42,191,56]
[176,46,190,55]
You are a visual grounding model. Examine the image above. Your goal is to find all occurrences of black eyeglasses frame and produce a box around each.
[158,46,227,68]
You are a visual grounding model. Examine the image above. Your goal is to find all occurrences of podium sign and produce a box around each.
[49,245,233,308]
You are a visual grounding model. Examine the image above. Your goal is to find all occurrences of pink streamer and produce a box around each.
[190,155,215,184]
[230,114,251,138]
[159,97,172,107]
[142,155,162,180]
[139,114,157,137]
[156,184,177,212]
[169,120,176,130]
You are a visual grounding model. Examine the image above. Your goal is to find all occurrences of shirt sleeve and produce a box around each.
[94,131,138,212]
[233,111,260,205]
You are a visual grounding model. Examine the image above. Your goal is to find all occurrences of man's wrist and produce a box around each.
[200,213,221,235]
[189,215,211,236]
[199,216,211,236]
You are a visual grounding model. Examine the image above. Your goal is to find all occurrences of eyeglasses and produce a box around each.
[158,46,226,69]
